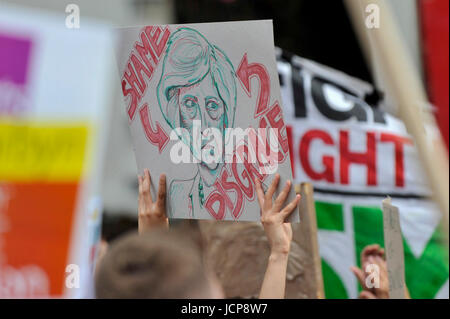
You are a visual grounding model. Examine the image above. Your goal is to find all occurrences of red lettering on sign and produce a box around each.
[237,53,271,118]
[205,179,234,220]
[264,102,289,154]
[204,191,226,220]
[136,28,159,66]
[295,128,412,188]
[139,103,169,153]
[340,131,377,186]
[122,63,142,120]
[145,26,171,59]
[122,26,171,122]
[300,130,335,182]
[380,133,412,187]
[237,144,265,184]
[232,158,253,199]
[131,54,153,93]
[123,62,144,94]
[221,169,244,219]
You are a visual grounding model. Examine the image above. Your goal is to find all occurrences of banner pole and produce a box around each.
[344,0,449,242]
[293,183,325,298]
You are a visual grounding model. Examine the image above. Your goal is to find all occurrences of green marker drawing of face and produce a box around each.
[178,73,226,170]
[157,27,237,186]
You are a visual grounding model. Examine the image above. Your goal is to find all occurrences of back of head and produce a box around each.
[95,229,211,298]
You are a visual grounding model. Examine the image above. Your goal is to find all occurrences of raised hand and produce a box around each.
[255,174,301,299]
[351,244,390,299]
[137,169,168,233]
[255,174,301,255]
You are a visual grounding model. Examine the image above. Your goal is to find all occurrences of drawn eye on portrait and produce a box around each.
[156,27,238,218]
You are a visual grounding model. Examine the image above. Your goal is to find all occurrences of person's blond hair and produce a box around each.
[95,229,210,299]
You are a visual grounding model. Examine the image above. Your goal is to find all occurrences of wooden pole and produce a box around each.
[292,183,325,298]
[344,0,449,241]
[382,197,407,299]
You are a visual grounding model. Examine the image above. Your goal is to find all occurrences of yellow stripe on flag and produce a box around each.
[0,121,89,182]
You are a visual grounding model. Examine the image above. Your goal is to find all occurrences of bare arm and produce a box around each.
[259,251,290,299]
[255,174,301,299]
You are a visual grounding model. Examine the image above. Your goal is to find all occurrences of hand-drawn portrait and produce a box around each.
[156,27,237,218]
[120,21,296,221]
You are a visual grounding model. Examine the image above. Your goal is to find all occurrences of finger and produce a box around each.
[138,175,144,207]
[368,244,381,257]
[375,255,387,272]
[280,194,301,220]
[143,168,153,203]
[361,244,379,264]
[274,180,291,211]
[254,177,265,208]
[366,256,377,273]
[138,175,143,194]
[157,174,167,209]
[359,291,377,299]
[362,244,380,257]
[350,266,366,289]
[361,261,376,291]
[265,174,280,202]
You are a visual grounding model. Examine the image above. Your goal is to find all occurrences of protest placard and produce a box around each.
[291,183,324,298]
[116,20,297,222]
[0,5,113,298]
[382,197,407,299]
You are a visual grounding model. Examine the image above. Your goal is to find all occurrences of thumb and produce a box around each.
[359,291,377,299]
[350,266,366,289]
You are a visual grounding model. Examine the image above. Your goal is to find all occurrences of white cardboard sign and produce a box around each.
[382,197,407,299]
[116,20,297,221]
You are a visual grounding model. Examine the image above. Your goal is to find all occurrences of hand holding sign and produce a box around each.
[255,174,301,255]
[351,244,389,299]
[255,174,300,299]
[138,169,168,233]
[117,21,296,222]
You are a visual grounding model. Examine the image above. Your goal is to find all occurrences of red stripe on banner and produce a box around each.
[419,0,449,149]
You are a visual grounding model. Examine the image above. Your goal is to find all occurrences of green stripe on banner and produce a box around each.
[315,201,344,231]
[322,259,348,299]
[404,225,449,299]
[352,206,385,295]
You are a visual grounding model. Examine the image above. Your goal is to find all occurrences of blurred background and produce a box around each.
[0,0,448,298]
